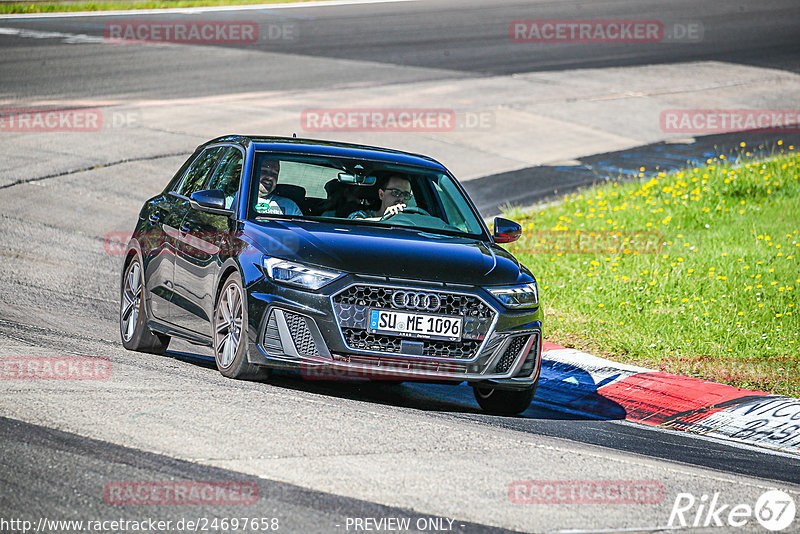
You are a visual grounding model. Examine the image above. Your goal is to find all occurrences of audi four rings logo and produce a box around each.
[392,291,441,311]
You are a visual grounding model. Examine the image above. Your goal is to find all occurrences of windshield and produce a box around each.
[247,152,486,238]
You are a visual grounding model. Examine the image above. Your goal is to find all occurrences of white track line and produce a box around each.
[0,0,418,20]
[0,27,106,42]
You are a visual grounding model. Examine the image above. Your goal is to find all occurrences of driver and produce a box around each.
[348,175,412,220]
[254,159,302,216]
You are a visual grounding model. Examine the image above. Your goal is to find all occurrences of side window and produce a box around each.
[433,180,466,230]
[174,146,226,197]
[163,150,200,193]
[207,148,243,209]
[436,175,483,234]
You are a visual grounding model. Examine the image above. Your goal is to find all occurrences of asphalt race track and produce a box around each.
[2,0,800,99]
[1,0,800,532]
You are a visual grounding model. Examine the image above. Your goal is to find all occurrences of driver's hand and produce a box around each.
[383,203,406,217]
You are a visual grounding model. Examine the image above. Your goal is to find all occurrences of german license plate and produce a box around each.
[368,309,462,342]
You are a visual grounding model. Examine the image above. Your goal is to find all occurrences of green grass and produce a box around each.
[0,0,312,14]
[503,142,800,397]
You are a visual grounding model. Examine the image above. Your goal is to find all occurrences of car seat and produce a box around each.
[273,184,307,213]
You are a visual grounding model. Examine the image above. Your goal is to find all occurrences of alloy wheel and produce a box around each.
[215,282,244,368]
[121,261,141,342]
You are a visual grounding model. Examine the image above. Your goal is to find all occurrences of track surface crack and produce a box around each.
[0,151,188,190]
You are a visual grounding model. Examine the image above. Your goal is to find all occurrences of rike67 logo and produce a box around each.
[669,490,796,531]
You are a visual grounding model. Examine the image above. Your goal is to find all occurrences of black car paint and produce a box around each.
[124,136,542,400]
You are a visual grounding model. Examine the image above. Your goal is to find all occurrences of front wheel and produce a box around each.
[120,256,170,354]
[473,385,535,415]
[213,272,268,380]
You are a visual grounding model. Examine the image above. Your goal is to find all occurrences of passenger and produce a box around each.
[320,181,365,218]
[253,159,302,216]
[348,175,412,220]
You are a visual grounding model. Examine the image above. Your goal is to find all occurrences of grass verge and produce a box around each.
[0,0,312,14]
[503,142,799,397]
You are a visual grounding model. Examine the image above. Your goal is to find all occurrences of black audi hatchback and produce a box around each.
[120,136,542,414]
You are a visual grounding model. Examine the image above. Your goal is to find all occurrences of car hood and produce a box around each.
[245,219,532,286]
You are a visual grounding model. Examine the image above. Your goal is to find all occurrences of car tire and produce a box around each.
[120,256,170,354]
[213,272,269,380]
[472,385,535,415]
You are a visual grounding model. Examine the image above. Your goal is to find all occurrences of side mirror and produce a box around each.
[190,189,233,216]
[493,217,522,243]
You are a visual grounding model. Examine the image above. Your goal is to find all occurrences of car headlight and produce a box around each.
[263,257,342,290]
[488,282,539,309]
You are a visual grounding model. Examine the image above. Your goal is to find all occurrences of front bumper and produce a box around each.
[245,274,542,389]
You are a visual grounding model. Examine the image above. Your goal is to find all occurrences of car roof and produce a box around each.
[203,135,449,173]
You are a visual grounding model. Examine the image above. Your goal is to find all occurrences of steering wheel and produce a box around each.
[381,206,431,220]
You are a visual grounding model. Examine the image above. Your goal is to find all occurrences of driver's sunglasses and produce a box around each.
[385,188,413,201]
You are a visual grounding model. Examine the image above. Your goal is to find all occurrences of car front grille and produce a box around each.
[333,285,495,320]
[262,311,283,354]
[514,333,540,378]
[332,354,472,375]
[494,335,529,373]
[284,311,320,357]
[342,329,481,359]
[332,284,496,360]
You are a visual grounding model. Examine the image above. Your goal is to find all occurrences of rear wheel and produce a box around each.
[213,272,268,380]
[120,256,170,354]
[473,385,535,415]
